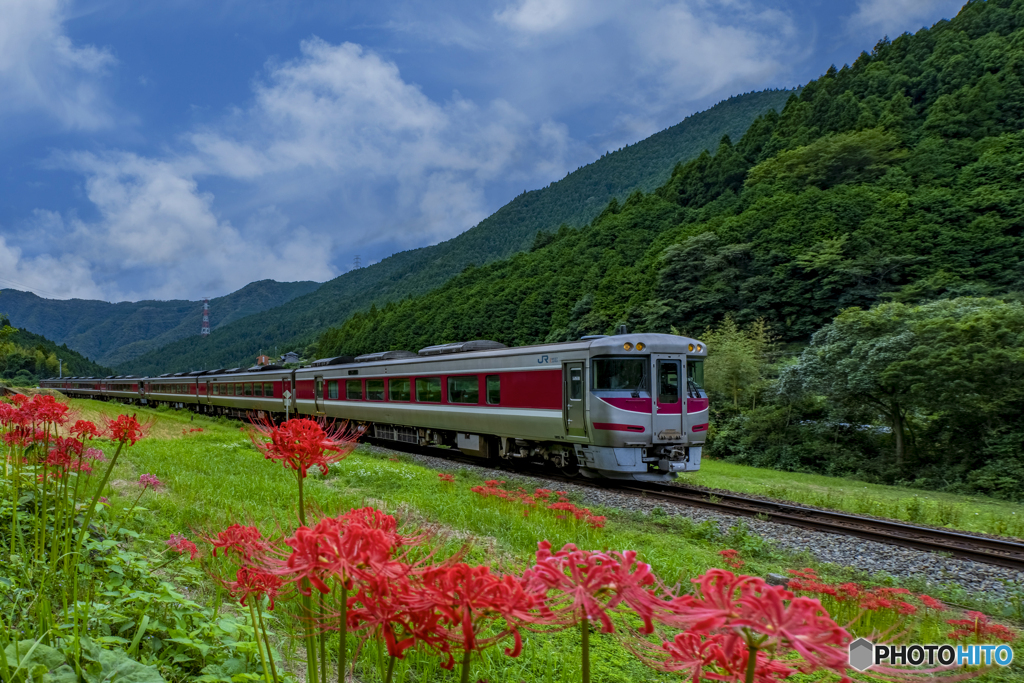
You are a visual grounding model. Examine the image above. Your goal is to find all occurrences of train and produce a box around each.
[38,332,709,482]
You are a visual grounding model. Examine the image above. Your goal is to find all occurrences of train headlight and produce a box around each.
[688,343,694,352]
[623,342,634,351]
[697,344,703,352]
[635,342,646,351]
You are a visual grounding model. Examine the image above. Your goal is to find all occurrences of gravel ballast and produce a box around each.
[361,444,1024,599]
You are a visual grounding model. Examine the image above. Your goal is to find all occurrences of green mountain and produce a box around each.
[0,279,321,368]
[314,1,1024,357]
[0,316,111,385]
[118,89,792,375]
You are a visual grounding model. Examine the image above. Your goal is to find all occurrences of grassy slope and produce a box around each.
[1,279,321,368]
[65,398,1019,681]
[119,89,793,375]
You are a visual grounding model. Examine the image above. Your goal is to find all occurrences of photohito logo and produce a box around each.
[849,638,1014,671]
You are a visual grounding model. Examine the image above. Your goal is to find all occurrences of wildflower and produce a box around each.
[718,549,745,569]
[947,611,1017,642]
[139,473,163,489]
[108,414,147,445]
[919,594,945,610]
[209,523,271,562]
[249,415,358,478]
[227,566,286,609]
[167,533,200,560]
[525,541,661,633]
[438,472,455,483]
[70,419,101,440]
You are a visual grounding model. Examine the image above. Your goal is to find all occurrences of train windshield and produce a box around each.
[592,357,649,395]
[687,359,705,398]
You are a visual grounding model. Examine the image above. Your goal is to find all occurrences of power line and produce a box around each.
[0,275,65,299]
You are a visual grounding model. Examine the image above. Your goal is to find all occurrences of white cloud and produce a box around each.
[0,234,105,300]
[490,0,798,139]
[848,0,964,38]
[40,151,337,300]
[188,38,572,248]
[0,0,116,129]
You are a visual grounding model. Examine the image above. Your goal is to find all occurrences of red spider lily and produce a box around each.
[43,437,84,471]
[643,632,796,682]
[525,541,662,633]
[351,572,452,663]
[438,473,455,483]
[70,419,101,440]
[947,611,1017,642]
[167,533,200,560]
[718,549,745,570]
[27,394,71,427]
[226,566,287,610]
[208,523,272,562]
[414,562,542,668]
[249,415,358,478]
[279,516,398,595]
[139,473,163,489]
[662,569,850,680]
[919,594,945,610]
[108,414,147,445]
[336,506,427,548]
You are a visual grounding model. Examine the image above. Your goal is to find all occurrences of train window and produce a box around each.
[315,378,324,400]
[416,377,441,402]
[686,360,705,398]
[327,380,339,400]
[366,379,385,401]
[245,383,254,397]
[254,383,263,397]
[658,360,680,404]
[570,368,582,400]
[486,375,500,405]
[448,376,479,404]
[346,380,362,400]
[389,378,411,402]
[234,384,242,396]
[265,383,274,398]
[592,358,648,394]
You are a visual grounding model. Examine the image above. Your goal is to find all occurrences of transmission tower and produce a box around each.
[201,298,210,336]
[353,255,361,269]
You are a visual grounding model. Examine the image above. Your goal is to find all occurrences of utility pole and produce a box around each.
[58,359,63,378]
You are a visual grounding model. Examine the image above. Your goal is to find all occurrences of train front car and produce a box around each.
[583,334,707,481]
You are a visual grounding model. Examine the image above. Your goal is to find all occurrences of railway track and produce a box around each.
[368,438,1024,572]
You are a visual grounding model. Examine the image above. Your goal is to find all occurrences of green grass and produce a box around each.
[690,459,1024,539]
[63,400,1023,682]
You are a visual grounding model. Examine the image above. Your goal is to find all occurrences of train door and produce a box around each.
[563,362,587,438]
[652,354,684,443]
[314,375,325,416]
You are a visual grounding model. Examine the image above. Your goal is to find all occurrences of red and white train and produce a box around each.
[40,332,709,482]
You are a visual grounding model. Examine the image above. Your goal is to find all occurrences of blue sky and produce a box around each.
[0,0,965,302]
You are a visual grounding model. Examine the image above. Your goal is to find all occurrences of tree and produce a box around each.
[785,297,1024,468]
[693,315,773,408]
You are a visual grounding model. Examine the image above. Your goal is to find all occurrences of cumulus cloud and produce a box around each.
[847,0,964,38]
[490,0,797,140]
[10,38,571,300]
[0,0,116,129]
[37,151,336,301]
[189,38,572,248]
[0,234,105,300]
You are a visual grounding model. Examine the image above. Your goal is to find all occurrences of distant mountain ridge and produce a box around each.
[119,88,793,375]
[0,279,321,368]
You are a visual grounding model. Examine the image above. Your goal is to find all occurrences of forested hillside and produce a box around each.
[0,316,111,385]
[1,279,321,367]
[119,89,792,375]
[313,0,1024,495]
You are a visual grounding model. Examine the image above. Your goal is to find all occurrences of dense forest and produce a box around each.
[0,316,111,385]
[313,0,1024,497]
[118,90,792,376]
[1,279,321,368]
